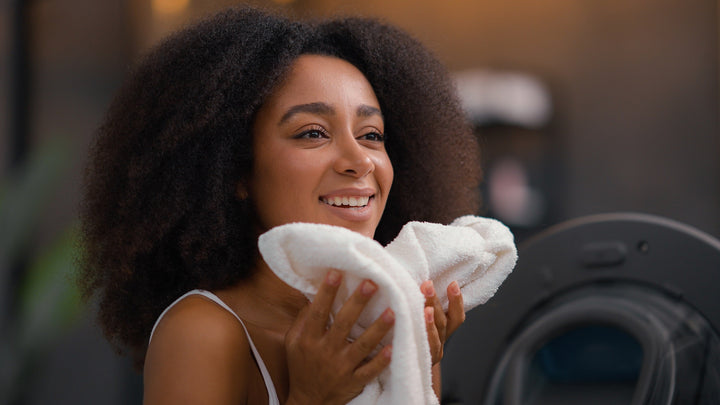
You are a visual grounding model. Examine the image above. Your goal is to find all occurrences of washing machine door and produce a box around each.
[441,213,720,405]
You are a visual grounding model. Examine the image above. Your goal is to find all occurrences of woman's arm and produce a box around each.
[143,297,253,405]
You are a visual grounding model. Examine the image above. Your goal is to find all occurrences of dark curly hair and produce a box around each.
[79,6,481,368]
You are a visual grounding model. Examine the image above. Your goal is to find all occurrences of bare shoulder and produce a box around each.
[148,294,248,350]
[143,294,253,404]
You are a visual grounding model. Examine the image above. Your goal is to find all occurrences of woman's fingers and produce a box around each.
[304,269,343,337]
[421,280,447,342]
[346,308,395,365]
[424,305,443,364]
[421,279,468,365]
[326,280,378,342]
[285,272,394,405]
[421,280,444,364]
[446,281,465,336]
[353,345,393,385]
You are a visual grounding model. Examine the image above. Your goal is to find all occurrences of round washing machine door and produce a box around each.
[441,213,720,405]
[484,283,720,405]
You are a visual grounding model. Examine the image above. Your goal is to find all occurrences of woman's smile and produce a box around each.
[320,196,371,208]
[319,188,376,222]
[320,188,374,208]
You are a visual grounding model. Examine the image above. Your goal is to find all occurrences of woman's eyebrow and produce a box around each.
[357,104,383,120]
[279,102,334,124]
[279,102,383,124]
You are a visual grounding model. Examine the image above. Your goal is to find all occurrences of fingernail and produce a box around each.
[384,345,392,359]
[362,280,377,296]
[423,281,435,297]
[382,308,395,324]
[425,306,434,323]
[326,269,341,286]
[449,281,461,296]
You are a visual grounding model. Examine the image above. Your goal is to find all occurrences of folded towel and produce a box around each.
[258,215,517,405]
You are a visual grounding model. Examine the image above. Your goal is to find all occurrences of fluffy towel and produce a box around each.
[258,215,517,405]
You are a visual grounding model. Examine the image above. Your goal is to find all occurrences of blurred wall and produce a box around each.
[1,0,718,404]
[1,2,138,404]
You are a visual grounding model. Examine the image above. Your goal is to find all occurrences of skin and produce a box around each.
[143,55,465,405]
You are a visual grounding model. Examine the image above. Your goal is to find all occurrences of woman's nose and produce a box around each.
[333,137,374,178]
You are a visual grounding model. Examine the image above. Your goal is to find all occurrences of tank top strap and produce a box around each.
[149,289,280,405]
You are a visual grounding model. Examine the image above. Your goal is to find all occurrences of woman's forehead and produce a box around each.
[262,54,381,114]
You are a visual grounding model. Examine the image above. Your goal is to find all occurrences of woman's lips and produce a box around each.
[318,189,376,222]
[321,195,370,207]
[320,198,374,221]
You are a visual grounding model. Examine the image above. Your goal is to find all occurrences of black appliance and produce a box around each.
[442,213,720,404]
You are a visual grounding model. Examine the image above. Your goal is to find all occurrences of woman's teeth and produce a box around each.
[321,196,370,207]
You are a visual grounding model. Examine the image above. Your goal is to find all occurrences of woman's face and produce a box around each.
[250,54,393,238]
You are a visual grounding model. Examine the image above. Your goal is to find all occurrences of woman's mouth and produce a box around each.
[320,195,371,208]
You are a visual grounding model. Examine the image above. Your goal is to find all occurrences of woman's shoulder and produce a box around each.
[143,293,254,404]
[151,293,249,348]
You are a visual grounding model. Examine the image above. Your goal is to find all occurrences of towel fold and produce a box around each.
[258,215,517,405]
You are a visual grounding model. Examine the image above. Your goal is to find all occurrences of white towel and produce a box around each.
[257,215,517,405]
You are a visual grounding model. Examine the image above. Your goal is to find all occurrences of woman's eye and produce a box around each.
[295,128,328,139]
[360,131,386,142]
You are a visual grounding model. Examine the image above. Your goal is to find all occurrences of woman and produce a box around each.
[79,6,481,404]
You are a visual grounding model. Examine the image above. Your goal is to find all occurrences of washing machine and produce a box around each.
[442,213,720,404]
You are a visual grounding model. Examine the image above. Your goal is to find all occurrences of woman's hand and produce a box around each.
[285,269,394,405]
[421,280,465,365]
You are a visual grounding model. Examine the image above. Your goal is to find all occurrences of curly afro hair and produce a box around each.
[79,6,481,368]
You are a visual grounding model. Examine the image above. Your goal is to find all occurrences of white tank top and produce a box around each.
[149,289,281,405]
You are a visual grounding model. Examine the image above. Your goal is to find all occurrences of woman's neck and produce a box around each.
[215,259,308,333]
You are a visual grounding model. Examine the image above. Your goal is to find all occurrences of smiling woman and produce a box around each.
[78,5,481,405]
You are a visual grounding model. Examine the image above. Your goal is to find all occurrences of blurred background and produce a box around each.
[0,0,718,403]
